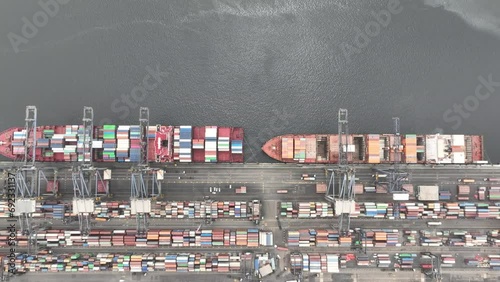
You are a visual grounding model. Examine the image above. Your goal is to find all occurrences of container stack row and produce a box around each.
[376,254,392,268]
[115,125,130,162]
[217,128,230,152]
[278,201,500,220]
[360,203,389,218]
[287,229,341,247]
[490,187,500,200]
[419,230,444,247]
[77,125,91,162]
[0,200,259,220]
[42,129,55,157]
[173,127,180,161]
[4,252,243,273]
[281,137,294,159]
[289,254,302,273]
[457,185,470,201]
[439,189,452,201]
[488,255,500,270]
[292,254,340,273]
[362,230,400,248]
[102,125,116,162]
[286,229,403,248]
[403,230,418,246]
[279,202,334,218]
[0,229,269,248]
[63,125,79,161]
[440,254,456,266]
[147,126,156,138]
[396,253,416,269]
[259,231,273,246]
[356,255,370,266]
[231,139,242,154]
[293,137,306,162]
[179,126,192,163]
[205,126,217,162]
[12,130,27,154]
[37,138,50,148]
[420,229,500,248]
[93,201,257,220]
[489,230,500,247]
[129,125,141,162]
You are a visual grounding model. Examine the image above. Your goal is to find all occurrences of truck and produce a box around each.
[484,178,500,182]
[301,174,316,180]
[316,183,327,194]
[275,245,289,251]
[478,187,486,201]
[459,179,475,183]
[235,186,247,194]
[427,221,442,226]
[277,190,288,194]
[250,200,260,223]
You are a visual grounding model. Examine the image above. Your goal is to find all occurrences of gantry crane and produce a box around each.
[12,106,39,254]
[10,106,53,254]
[71,107,109,236]
[325,109,356,236]
[422,252,442,282]
[290,252,304,282]
[130,107,161,235]
[373,117,409,193]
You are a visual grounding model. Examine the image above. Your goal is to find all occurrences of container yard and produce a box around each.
[2,161,500,281]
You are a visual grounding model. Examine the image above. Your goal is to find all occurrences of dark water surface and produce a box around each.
[1,0,500,162]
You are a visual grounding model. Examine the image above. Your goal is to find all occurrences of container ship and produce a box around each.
[262,133,484,164]
[0,124,243,163]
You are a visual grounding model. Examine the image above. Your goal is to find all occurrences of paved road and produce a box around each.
[4,162,500,202]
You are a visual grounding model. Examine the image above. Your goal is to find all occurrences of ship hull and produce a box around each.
[0,124,244,163]
[262,133,484,164]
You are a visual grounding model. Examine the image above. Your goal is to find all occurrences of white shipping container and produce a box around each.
[393,193,410,201]
[92,141,103,148]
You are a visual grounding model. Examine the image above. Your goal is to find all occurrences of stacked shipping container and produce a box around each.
[281,137,293,159]
[279,202,334,218]
[4,252,244,273]
[290,253,339,273]
[293,137,306,162]
[3,123,243,163]
[0,228,270,248]
[179,126,192,162]
[205,126,217,162]
[0,200,260,221]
